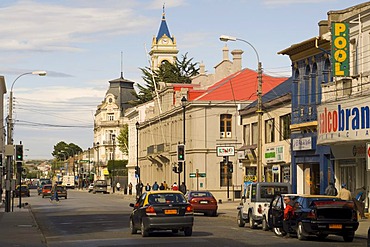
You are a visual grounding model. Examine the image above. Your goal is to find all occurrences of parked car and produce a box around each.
[13,185,30,197]
[268,194,359,242]
[93,180,108,194]
[129,191,194,237]
[57,185,68,199]
[41,184,52,198]
[185,190,218,216]
[88,183,94,193]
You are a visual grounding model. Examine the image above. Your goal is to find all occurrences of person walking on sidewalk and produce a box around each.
[337,183,352,200]
[50,182,59,203]
[128,182,133,195]
[353,186,367,219]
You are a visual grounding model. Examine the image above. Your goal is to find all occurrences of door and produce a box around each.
[268,195,284,228]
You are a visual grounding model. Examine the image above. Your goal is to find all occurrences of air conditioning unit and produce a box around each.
[226,132,232,138]
[220,132,225,138]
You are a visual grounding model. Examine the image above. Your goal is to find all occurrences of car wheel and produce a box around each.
[262,216,269,231]
[237,211,245,227]
[248,212,256,229]
[343,231,354,242]
[273,227,286,237]
[130,219,137,234]
[184,227,192,236]
[65,196,67,199]
[141,221,149,237]
[297,222,307,240]
[42,195,44,198]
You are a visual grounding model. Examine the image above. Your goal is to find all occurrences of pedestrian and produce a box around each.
[116,182,121,192]
[159,183,165,190]
[50,182,59,203]
[353,186,367,219]
[283,196,294,237]
[171,182,178,191]
[145,183,151,191]
[152,181,159,191]
[325,182,337,196]
[163,181,168,190]
[128,182,133,195]
[179,182,186,194]
[337,183,352,200]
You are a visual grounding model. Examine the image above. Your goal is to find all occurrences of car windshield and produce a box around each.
[260,186,290,199]
[148,193,187,204]
[95,180,106,185]
[190,191,212,198]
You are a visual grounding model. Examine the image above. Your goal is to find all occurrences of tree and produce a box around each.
[117,124,128,155]
[51,141,83,160]
[131,53,199,105]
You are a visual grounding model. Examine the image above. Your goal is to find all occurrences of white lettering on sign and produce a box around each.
[292,137,312,151]
[216,146,235,156]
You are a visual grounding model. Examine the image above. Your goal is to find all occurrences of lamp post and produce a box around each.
[181,96,187,187]
[135,122,139,185]
[112,134,116,193]
[88,147,91,182]
[220,35,263,183]
[5,71,46,213]
[95,142,100,179]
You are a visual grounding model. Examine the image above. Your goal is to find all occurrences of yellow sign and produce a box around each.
[103,168,109,175]
[331,22,349,77]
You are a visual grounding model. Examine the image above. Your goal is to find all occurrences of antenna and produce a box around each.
[120,51,124,79]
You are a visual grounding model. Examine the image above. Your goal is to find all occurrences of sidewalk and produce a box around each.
[0,193,369,247]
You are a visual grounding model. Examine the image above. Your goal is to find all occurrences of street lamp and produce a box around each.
[95,142,100,179]
[220,35,263,183]
[135,122,139,185]
[181,96,187,187]
[4,70,46,213]
[112,134,116,193]
[88,147,91,181]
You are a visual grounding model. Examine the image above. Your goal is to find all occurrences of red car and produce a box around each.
[186,190,218,216]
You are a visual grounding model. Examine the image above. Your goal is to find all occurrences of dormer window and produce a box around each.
[220,114,232,138]
[107,113,114,121]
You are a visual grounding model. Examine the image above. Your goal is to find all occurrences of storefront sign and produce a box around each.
[331,22,349,77]
[216,146,235,156]
[265,146,284,163]
[318,96,370,144]
[292,137,312,151]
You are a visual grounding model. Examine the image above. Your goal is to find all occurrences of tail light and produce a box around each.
[145,206,156,216]
[258,205,262,214]
[307,210,316,219]
[185,205,193,215]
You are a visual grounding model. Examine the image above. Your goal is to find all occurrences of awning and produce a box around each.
[238,144,257,151]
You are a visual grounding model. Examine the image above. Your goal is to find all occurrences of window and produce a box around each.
[220,162,232,186]
[251,122,258,145]
[280,114,291,140]
[265,118,275,143]
[243,124,250,145]
[220,114,232,138]
[107,113,114,121]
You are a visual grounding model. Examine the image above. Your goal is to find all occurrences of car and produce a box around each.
[41,184,52,198]
[57,185,67,199]
[88,183,94,193]
[93,180,108,194]
[13,185,30,197]
[129,190,194,237]
[268,194,359,242]
[37,178,51,195]
[185,190,218,216]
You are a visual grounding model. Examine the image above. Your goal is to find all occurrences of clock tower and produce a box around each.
[149,6,178,71]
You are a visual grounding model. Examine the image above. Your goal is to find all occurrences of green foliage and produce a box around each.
[51,141,83,161]
[107,160,128,176]
[117,124,128,155]
[131,53,199,105]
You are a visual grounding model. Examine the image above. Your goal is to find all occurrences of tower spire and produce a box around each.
[120,51,124,79]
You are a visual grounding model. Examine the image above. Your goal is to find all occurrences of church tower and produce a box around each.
[149,6,178,71]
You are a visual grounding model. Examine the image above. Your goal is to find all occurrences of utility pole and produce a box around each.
[257,62,263,182]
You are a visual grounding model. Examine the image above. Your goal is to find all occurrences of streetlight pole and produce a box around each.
[88,147,91,182]
[181,96,187,187]
[135,122,139,185]
[112,134,116,193]
[95,142,100,179]
[219,35,263,182]
[5,71,46,213]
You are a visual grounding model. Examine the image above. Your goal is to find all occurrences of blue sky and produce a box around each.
[0,0,366,159]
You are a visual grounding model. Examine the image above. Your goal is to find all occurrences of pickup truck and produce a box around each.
[237,182,291,230]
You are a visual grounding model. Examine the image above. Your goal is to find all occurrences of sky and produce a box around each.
[0,0,366,160]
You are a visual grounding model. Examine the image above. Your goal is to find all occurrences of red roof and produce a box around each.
[192,68,288,101]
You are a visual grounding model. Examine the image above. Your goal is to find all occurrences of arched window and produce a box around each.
[323,58,331,84]
[220,114,232,138]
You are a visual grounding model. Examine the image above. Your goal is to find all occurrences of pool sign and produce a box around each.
[331,22,349,77]
[367,143,370,171]
[216,146,235,157]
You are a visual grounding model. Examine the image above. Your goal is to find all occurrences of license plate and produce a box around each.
[329,224,342,229]
[165,209,177,214]
[200,201,208,204]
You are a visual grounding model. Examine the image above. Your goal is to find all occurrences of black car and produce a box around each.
[268,194,359,242]
[14,185,30,197]
[129,191,194,237]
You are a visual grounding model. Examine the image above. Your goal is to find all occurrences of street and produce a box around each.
[23,189,366,247]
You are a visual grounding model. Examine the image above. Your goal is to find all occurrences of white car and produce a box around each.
[88,183,94,193]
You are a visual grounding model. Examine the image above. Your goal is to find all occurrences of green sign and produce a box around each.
[189,172,206,178]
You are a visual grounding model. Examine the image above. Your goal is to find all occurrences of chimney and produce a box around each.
[222,45,229,61]
[231,49,243,72]
[318,20,328,36]
[199,62,205,74]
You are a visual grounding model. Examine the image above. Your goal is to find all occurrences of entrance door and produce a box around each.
[303,164,320,195]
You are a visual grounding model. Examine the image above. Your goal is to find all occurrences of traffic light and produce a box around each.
[227,161,233,173]
[177,144,185,161]
[172,166,178,173]
[15,145,23,161]
[178,162,183,173]
[16,161,22,173]
[135,166,140,177]
[0,153,2,167]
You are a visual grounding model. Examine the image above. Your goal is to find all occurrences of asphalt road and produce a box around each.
[25,189,367,247]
